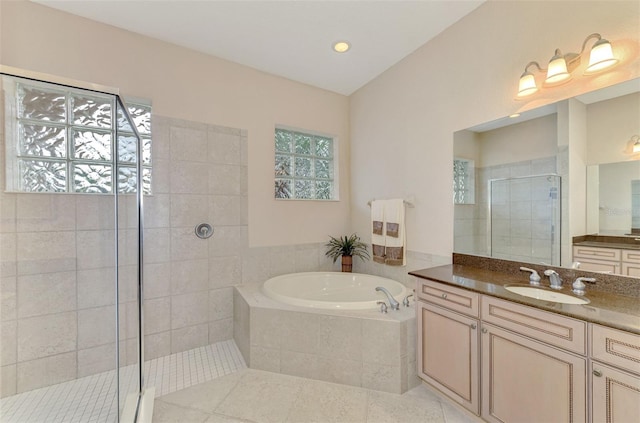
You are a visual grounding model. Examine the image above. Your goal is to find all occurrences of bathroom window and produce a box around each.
[453,158,475,204]
[274,127,336,200]
[2,76,152,194]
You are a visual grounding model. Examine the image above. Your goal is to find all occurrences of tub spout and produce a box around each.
[376,287,400,310]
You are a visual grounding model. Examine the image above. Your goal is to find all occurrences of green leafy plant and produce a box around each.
[325,233,370,262]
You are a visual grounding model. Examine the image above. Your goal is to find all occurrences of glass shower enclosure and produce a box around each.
[488,174,561,266]
[0,67,147,422]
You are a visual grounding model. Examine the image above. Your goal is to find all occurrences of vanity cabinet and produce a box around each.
[572,245,640,276]
[590,324,640,423]
[416,279,480,414]
[480,297,587,423]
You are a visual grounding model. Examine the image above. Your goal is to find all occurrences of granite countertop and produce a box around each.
[574,241,640,250]
[410,264,640,335]
[573,234,640,250]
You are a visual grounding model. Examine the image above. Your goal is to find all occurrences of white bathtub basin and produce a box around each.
[262,272,408,310]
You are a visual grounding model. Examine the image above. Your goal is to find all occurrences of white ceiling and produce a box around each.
[34,0,484,95]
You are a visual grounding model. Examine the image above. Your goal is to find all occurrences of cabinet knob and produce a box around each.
[481,328,488,334]
[441,293,447,299]
[593,369,603,377]
[470,323,477,329]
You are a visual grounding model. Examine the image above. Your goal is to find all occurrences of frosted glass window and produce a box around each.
[453,158,475,204]
[3,76,152,194]
[274,127,336,200]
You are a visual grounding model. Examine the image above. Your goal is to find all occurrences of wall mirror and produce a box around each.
[453,78,640,271]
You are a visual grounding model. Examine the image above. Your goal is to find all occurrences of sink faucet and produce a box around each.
[376,287,400,310]
[544,269,562,290]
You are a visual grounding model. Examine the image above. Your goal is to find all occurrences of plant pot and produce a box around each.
[341,255,353,272]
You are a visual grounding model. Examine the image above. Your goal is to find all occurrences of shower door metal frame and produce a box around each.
[487,173,562,265]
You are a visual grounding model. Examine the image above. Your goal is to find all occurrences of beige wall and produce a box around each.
[0,0,350,248]
[350,0,640,258]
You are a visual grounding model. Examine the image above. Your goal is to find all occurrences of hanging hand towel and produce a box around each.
[384,199,406,266]
[371,200,386,264]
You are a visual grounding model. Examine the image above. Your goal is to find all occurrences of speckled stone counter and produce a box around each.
[573,234,640,250]
[409,264,640,335]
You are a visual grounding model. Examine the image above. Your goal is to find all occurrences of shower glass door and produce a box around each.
[0,69,144,422]
[489,174,561,265]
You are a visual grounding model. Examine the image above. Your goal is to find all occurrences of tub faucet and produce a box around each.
[544,269,562,290]
[376,287,400,310]
[376,301,388,313]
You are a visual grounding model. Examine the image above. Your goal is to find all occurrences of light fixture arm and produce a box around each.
[580,33,603,54]
[523,61,545,73]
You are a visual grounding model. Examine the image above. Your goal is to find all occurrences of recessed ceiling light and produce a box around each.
[332,41,350,53]
[509,113,521,118]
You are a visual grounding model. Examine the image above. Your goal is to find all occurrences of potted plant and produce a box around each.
[325,233,370,272]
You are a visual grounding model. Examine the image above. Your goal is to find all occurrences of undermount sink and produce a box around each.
[504,285,590,305]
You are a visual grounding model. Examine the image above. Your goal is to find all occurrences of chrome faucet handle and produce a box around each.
[572,277,596,296]
[520,267,541,285]
[376,286,400,310]
[377,301,388,313]
[544,269,562,290]
[402,294,414,307]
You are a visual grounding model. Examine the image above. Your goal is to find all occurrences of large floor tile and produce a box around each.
[366,389,445,423]
[214,370,303,423]
[286,379,368,423]
[159,371,243,413]
[152,399,211,423]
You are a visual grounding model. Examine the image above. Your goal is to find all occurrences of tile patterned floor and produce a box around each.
[0,340,246,423]
[153,369,484,423]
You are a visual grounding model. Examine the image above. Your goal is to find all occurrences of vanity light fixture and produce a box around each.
[631,135,640,153]
[517,33,619,98]
[332,41,351,53]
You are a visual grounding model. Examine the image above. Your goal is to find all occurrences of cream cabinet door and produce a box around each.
[481,323,587,423]
[591,362,640,423]
[417,301,479,415]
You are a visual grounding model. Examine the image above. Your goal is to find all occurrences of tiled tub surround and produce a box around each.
[234,282,419,395]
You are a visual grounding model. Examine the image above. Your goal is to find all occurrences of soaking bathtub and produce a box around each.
[261,271,408,310]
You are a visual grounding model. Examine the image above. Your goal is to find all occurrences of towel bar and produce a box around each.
[367,199,415,208]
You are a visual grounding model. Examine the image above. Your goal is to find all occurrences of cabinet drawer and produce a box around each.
[573,245,621,261]
[575,258,620,274]
[417,279,479,318]
[481,296,586,355]
[622,262,640,277]
[591,324,640,375]
[622,249,640,264]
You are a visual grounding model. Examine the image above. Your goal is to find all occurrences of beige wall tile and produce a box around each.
[208,287,233,321]
[170,194,208,228]
[117,265,138,303]
[144,331,171,360]
[208,131,241,165]
[279,350,318,380]
[209,165,241,196]
[208,255,241,290]
[249,308,283,350]
[209,226,247,258]
[170,227,208,262]
[170,126,208,163]
[77,267,116,309]
[16,194,76,232]
[151,159,170,194]
[77,343,117,378]
[143,228,170,264]
[144,297,170,335]
[208,318,233,344]
[362,319,401,366]
[171,292,208,329]
[0,364,16,398]
[280,311,321,354]
[17,312,77,362]
[317,315,362,360]
[0,320,16,365]
[171,259,208,295]
[17,271,76,318]
[362,362,401,394]
[76,230,115,270]
[1,276,16,321]
[151,117,171,161]
[78,306,116,349]
[17,352,77,393]
[75,195,116,230]
[16,231,75,275]
[315,356,362,387]
[0,193,16,233]
[170,324,208,353]
[143,194,170,228]
[170,161,209,194]
[249,346,280,373]
[143,262,171,299]
[0,233,17,277]
[209,195,241,226]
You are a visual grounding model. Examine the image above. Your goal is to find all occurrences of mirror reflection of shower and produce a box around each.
[488,174,561,266]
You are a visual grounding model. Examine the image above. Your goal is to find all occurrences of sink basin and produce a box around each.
[504,286,590,305]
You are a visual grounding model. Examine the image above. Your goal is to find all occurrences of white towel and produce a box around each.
[371,200,386,263]
[384,199,406,266]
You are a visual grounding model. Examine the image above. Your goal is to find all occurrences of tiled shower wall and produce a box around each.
[454,156,558,264]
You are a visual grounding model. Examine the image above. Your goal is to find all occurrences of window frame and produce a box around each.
[274,125,339,201]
